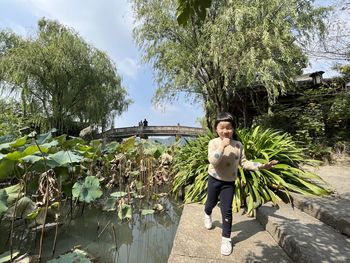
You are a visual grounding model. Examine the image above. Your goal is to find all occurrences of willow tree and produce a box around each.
[132,0,328,129]
[0,18,131,133]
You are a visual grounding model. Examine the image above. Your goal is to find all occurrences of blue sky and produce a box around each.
[0,0,345,128]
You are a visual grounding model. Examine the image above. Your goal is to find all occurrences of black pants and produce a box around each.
[204,175,235,238]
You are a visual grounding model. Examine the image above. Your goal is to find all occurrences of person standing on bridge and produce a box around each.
[204,112,278,256]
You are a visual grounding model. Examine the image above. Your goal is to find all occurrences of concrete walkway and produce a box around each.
[168,203,292,262]
[304,164,350,199]
[168,162,350,262]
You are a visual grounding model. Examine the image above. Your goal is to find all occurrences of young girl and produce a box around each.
[204,112,278,256]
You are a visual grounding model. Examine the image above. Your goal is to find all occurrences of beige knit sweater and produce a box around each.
[208,137,262,182]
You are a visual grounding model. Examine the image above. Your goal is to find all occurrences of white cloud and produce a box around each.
[151,103,180,114]
[116,57,139,78]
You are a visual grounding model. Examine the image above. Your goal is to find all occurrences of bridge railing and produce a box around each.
[100,125,207,139]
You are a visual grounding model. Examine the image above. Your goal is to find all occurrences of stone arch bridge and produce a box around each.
[99,125,206,141]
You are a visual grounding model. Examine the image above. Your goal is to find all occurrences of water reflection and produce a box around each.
[0,196,182,263]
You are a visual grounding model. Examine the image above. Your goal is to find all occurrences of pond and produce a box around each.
[0,195,182,263]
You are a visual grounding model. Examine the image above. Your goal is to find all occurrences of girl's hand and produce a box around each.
[260,160,278,170]
[221,138,231,148]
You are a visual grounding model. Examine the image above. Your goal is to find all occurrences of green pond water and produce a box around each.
[0,196,182,263]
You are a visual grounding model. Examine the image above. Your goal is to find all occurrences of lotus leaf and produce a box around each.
[104,141,119,154]
[72,176,102,203]
[141,209,155,215]
[110,191,127,198]
[75,143,92,152]
[89,139,102,149]
[23,145,49,155]
[118,203,132,220]
[5,196,36,219]
[49,151,84,166]
[54,134,67,145]
[47,249,92,263]
[120,136,135,153]
[21,155,43,164]
[0,159,16,180]
[5,151,22,161]
[0,142,10,151]
[36,128,57,144]
[41,140,59,149]
[0,189,9,215]
[62,137,85,149]
[4,183,22,204]
[103,197,117,211]
[9,136,28,148]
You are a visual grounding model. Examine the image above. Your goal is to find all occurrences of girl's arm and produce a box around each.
[239,146,262,170]
[259,160,279,169]
[239,144,278,170]
[208,139,226,166]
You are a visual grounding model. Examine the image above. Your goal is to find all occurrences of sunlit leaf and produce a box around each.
[26,208,40,220]
[141,209,155,215]
[5,151,22,161]
[75,143,92,152]
[110,191,127,198]
[62,137,85,149]
[118,204,132,220]
[9,136,28,148]
[23,145,49,156]
[120,136,135,153]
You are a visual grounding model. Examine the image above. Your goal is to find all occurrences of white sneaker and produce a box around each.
[221,237,232,256]
[204,213,212,229]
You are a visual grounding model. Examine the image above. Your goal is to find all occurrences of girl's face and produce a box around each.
[216,121,234,140]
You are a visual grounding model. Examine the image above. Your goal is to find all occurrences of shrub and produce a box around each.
[171,126,330,215]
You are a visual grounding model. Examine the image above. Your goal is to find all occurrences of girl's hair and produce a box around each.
[214,112,235,129]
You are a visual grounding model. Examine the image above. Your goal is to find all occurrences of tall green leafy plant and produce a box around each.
[171,126,330,214]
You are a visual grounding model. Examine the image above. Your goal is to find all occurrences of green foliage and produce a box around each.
[132,0,329,127]
[141,209,155,215]
[0,189,8,215]
[0,130,176,262]
[110,191,128,198]
[0,129,173,219]
[176,0,212,26]
[72,176,103,203]
[172,127,330,214]
[256,79,350,159]
[0,18,132,132]
[118,203,132,220]
[0,99,23,137]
